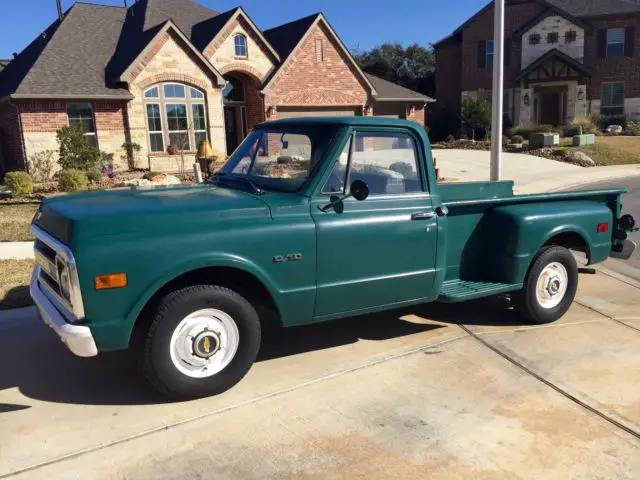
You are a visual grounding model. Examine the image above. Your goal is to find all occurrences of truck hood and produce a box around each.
[34,184,271,244]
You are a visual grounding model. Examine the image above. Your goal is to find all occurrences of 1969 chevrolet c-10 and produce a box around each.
[30,117,637,399]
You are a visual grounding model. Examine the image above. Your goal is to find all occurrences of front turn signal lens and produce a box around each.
[95,273,128,290]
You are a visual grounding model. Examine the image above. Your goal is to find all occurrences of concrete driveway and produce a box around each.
[1,267,639,479]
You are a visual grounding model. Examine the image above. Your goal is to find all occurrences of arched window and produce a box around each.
[222,76,245,103]
[234,34,247,57]
[143,83,208,153]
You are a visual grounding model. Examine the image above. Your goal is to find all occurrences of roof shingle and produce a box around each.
[263,14,319,59]
[366,74,434,102]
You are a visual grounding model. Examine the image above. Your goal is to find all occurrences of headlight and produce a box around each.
[56,258,72,302]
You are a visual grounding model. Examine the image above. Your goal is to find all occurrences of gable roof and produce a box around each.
[0,3,132,99]
[192,8,238,51]
[198,7,281,62]
[434,0,640,48]
[118,20,225,86]
[0,60,10,73]
[516,47,592,79]
[262,13,376,94]
[366,74,434,103]
[141,0,219,39]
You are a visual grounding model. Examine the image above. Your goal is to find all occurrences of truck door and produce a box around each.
[310,128,439,319]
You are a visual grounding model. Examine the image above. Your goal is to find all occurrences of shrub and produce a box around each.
[508,124,557,139]
[58,169,88,192]
[461,94,492,140]
[623,120,640,136]
[564,118,600,137]
[143,171,163,180]
[510,135,524,144]
[56,125,100,172]
[501,135,510,147]
[86,170,102,182]
[446,134,456,143]
[4,171,34,197]
[28,150,56,183]
[594,114,628,132]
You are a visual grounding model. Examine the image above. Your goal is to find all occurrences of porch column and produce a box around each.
[574,84,588,119]
[519,87,533,125]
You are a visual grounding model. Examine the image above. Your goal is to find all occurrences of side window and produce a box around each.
[322,132,422,195]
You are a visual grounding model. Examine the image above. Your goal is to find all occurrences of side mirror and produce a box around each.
[350,180,369,201]
[319,180,369,212]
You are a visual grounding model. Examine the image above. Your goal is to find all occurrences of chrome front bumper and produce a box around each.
[30,267,98,357]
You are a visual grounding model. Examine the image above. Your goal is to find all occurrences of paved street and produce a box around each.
[1,270,639,479]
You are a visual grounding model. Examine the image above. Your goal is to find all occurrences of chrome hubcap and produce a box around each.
[535,262,568,309]
[169,309,240,378]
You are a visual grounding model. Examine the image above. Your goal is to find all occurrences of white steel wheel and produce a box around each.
[535,262,569,309]
[169,308,240,379]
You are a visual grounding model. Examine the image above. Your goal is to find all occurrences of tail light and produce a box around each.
[597,223,609,233]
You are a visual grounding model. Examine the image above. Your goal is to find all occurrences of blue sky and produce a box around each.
[0,0,483,59]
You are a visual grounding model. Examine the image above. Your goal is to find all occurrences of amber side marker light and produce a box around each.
[597,223,609,233]
[95,273,128,290]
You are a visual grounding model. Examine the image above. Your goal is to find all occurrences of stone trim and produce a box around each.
[218,63,264,82]
[137,73,210,92]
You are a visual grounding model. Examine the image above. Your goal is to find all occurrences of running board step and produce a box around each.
[438,280,522,303]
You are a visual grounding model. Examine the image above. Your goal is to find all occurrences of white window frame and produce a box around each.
[606,28,625,57]
[143,83,207,154]
[234,34,248,58]
[67,102,97,147]
[145,103,164,153]
[601,82,625,115]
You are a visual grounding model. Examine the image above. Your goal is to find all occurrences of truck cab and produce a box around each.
[30,117,636,400]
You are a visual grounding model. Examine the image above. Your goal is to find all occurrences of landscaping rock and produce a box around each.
[117,174,181,188]
[566,151,596,167]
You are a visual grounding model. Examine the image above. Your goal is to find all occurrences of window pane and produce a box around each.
[149,132,164,152]
[169,132,190,151]
[486,40,494,54]
[190,88,204,99]
[223,77,245,102]
[192,104,206,130]
[67,102,93,119]
[164,84,185,98]
[166,104,188,130]
[146,104,162,131]
[350,133,420,195]
[85,134,97,148]
[607,28,625,44]
[145,87,159,98]
[69,118,95,134]
[602,83,624,106]
[195,132,207,150]
[234,35,247,56]
[607,43,624,57]
[322,138,350,194]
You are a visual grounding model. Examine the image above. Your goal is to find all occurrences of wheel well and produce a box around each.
[543,231,590,261]
[131,267,282,346]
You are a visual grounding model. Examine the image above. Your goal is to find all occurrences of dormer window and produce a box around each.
[565,30,577,43]
[529,33,541,45]
[547,32,559,44]
[234,34,247,57]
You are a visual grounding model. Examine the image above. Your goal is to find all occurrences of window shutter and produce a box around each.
[477,41,487,68]
[597,29,607,58]
[625,27,635,56]
[505,39,512,66]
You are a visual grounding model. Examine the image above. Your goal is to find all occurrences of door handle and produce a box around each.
[411,212,436,220]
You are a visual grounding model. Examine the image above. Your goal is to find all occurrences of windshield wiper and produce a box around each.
[211,172,263,194]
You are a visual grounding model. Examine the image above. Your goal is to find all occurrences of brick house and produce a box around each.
[0,0,433,175]
[434,0,640,128]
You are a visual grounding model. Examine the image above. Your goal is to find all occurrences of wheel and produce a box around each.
[515,246,578,324]
[140,285,261,400]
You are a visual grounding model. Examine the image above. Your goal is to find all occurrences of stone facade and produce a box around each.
[435,1,640,128]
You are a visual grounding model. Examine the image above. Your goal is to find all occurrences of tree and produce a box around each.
[56,125,100,172]
[461,93,492,141]
[353,42,436,97]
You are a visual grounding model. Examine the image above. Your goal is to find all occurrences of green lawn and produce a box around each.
[0,259,35,310]
[579,136,640,166]
[0,203,38,241]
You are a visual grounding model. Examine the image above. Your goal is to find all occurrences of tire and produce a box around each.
[515,246,579,324]
[140,285,261,400]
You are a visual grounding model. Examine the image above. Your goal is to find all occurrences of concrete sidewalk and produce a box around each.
[434,149,640,193]
[0,242,33,260]
[1,269,638,479]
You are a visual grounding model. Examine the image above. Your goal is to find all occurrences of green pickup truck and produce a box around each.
[30,117,636,399]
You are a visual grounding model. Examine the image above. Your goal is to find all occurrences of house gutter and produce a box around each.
[10,93,135,100]
[373,97,434,103]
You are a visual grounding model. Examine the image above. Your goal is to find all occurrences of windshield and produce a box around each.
[218,126,340,192]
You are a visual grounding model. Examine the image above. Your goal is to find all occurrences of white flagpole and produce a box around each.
[490,0,505,181]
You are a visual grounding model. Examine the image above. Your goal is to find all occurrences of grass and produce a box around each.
[0,203,39,241]
[0,259,34,310]
[579,136,640,166]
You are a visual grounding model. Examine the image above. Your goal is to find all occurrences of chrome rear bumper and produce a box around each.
[610,239,637,260]
[30,267,97,357]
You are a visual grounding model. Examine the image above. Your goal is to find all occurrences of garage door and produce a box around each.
[277,106,359,119]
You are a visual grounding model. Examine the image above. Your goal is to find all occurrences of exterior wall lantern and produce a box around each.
[523,93,530,106]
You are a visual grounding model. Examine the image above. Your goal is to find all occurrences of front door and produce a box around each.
[310,129,439,320]
[224,107,238,155]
